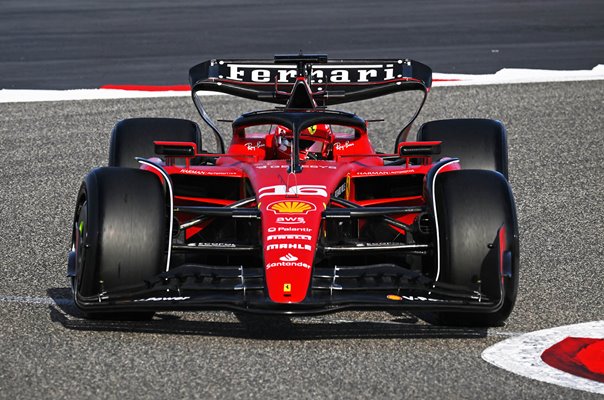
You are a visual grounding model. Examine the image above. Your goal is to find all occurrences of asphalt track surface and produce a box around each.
[1,0,604,89]
[0,80,602,399]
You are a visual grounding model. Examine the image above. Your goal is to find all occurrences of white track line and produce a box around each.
[0,295,72,305]
[482,320,604,394]
[0,65,602,103]
[0,88,191,103]
[433,64,604,86]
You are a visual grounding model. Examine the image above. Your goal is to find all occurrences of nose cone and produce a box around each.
[261,198,324,303]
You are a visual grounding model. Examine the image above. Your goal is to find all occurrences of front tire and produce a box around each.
[433,169,519,326]
[71,167,167,319]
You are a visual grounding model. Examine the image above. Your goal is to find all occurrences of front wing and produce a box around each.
[74,262,505,316]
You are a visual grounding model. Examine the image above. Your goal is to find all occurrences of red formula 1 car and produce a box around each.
[68,54,519,326]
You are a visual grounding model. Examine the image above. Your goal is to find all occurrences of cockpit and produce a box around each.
[227,110,373,164]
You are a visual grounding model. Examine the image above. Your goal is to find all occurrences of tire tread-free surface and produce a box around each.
[418,118,508,178]
[434,169,518,325]
[76,167,167,295]
[109,117,202,168]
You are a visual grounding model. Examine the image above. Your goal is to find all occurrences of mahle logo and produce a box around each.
[268,200,316,214]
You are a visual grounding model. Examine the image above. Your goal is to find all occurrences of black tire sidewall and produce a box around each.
[75,167,167,297]
[434,169,518,324]
[108,118,202,168]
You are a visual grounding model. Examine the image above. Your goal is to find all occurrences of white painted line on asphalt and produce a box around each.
[433,64,604,86]
[482,320,604,394]
[488,331,527,337]
[0,65,602,103]
[0,295,72,306]
[0,88,191,103]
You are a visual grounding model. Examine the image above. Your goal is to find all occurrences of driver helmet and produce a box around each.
[275,124,333,159]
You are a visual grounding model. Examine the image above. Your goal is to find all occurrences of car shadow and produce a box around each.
[47,287,487,340]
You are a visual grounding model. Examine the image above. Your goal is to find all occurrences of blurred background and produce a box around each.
[1,0,602,89]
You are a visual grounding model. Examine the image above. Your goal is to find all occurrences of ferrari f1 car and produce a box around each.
[68,54,519,326]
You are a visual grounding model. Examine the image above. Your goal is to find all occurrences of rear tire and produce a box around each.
[109,117,202,168]
[71,167,167,320]
[433,169,519,326]
[417,118,508,178]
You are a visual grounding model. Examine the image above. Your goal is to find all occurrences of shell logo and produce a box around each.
[268,200,316,214]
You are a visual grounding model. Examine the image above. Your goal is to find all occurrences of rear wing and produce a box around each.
[189,55,432,153]
[189,56,432,106]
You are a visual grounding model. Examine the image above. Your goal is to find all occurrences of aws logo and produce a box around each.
[268,200,316,214]
[276,217,305,224]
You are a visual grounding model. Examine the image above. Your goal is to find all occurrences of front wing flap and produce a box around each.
[75,262,504,316]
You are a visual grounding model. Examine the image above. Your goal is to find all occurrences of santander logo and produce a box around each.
[279,253,298,262]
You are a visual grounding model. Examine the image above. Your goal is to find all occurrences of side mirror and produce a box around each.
[398,141,441,156]
[154,141,198,157]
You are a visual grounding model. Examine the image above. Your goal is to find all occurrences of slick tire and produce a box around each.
[109,117,202,168]
[433,169,519,326]
[417,118,509,179]
[71,167,167,320]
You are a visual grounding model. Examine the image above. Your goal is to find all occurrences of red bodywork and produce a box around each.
[143,123,457,305]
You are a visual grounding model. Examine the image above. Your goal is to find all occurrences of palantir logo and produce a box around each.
[279,253,298,262]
